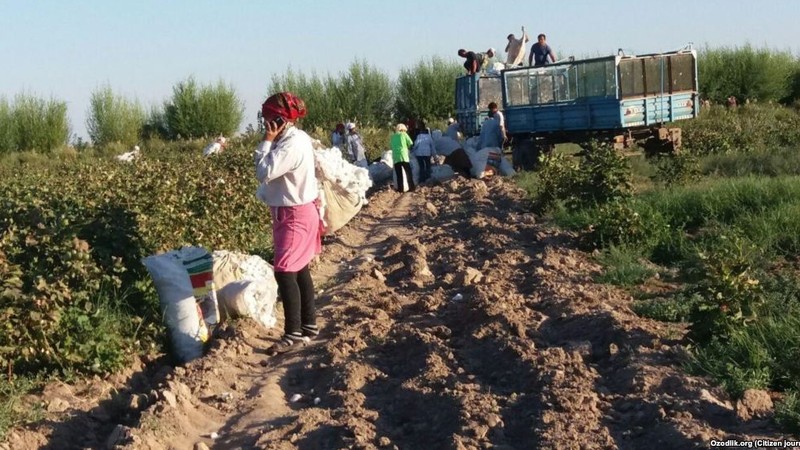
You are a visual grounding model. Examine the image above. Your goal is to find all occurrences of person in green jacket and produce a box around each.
[390,123,415,192]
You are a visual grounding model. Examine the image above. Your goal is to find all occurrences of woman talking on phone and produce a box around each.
[254,92,321,355]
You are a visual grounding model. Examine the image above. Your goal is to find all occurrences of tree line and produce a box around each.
[1,46,799,154]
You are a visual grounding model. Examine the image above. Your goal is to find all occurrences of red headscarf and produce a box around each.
[261,92,307,121]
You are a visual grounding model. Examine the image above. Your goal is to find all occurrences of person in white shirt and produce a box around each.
[505,26,530,67]
[255,92,321,356]
[412,120,437,183]
[488,102,507,141]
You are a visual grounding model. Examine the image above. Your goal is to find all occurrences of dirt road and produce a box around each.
[6,177,788,449]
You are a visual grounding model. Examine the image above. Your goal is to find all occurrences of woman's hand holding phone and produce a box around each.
[264,116,287,142]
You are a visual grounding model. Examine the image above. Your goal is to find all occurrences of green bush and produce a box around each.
[269,60,395,131]
[0,144,273,377]
[699,45,798,104]
[4,93,70,153]
[0,98,15,154]
[682,104,800,154]
[534,141,631,212]
[652,152,700,186]
[86,85,145,148]
[395,57,462,122]
[701,147,800,177]
[165,77,244,139]
[685,232,765,342]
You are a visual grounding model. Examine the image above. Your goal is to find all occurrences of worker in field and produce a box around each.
[330,123,346,148]
[478,114,504,149]
[412,120,436,183]
[345,122,368,167]
[458,48,496,75]
[390,123,415,192]
[505,26,530,66]
[488,102,507,142]
[255,92,321,356]
[529,33,557,67]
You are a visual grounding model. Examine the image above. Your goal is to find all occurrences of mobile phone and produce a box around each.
[272,116,285,128]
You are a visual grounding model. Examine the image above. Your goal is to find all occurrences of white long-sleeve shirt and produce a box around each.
[254,126,319,207]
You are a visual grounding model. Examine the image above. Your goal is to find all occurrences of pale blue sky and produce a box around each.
[1,0,798,140]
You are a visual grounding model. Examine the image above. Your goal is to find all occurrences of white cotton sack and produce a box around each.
[469,148,492,179]
[433,135,462,157]
[203,142,223,156]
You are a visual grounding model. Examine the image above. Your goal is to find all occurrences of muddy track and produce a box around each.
[6,178,790,450]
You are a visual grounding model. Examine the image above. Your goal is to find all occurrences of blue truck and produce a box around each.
[455,46,699,168]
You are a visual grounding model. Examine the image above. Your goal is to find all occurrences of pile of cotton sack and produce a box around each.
[364,132,515,191]
[313,144,372,234]
[142,247,279,363]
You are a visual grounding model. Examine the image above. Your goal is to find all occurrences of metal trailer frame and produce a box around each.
[455,47,699,169]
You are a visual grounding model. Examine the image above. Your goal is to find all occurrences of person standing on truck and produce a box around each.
[458,48,496,75]
[488,102,507,142]
[528,33,557,67]
[390,123,415,192]
[505,26,530,66]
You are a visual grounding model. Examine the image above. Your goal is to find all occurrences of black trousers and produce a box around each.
[394,161,415,192]
[416,156,431,183]
[274,264,315,335]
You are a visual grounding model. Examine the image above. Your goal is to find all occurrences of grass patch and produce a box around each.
[0,377,44,439]
[594,245,655,286]
[776,391,800,435]
[701,147,800,178]
[633,294,698,323]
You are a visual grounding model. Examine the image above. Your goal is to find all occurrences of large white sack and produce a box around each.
[431,164,456,182]
[498,154,516,176]
[203,142,223,156]
[217,280,277,329]
[314,146,372,205]
[464,136,480,154]
[380,150,393,166]
[433,135,462,157]
[321,178,362,234]
[142,247,209,363]
[368,162,393,183]
[212,251,278,329]
[469,148,492,179]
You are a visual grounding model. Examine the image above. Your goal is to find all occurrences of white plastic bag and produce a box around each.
[142,247,210,363]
